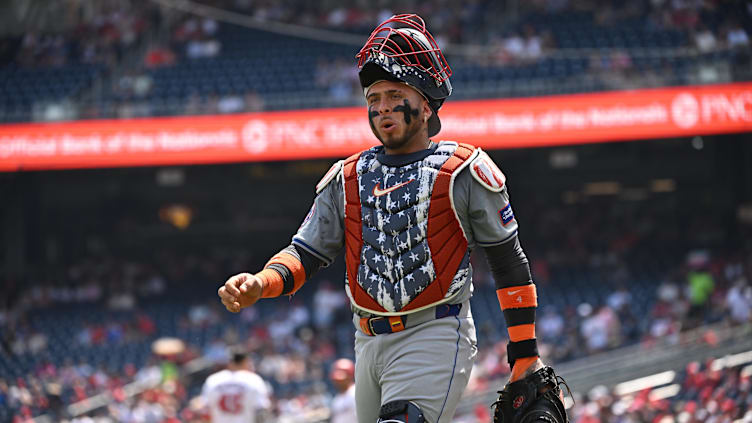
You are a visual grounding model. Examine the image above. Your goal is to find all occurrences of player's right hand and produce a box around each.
[218,273,262,313]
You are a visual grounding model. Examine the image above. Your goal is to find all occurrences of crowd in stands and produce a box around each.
[1,0,751,122]
[1,249,749,421]
[151,0,752,46]
[163,0,752,111]
[1,201,750,421]
[5,0,162,69]
[565,357,752,423]
[1,2,751,419]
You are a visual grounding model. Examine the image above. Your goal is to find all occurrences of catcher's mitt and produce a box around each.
[491,366,570,423]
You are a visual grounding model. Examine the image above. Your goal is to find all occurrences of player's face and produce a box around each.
[366,81,431,154]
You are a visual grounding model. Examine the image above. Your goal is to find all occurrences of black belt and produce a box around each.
[359,303,463,336]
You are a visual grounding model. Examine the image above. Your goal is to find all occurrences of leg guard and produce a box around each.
[376,400,426,423]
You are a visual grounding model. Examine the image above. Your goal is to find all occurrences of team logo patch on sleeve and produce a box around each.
[316,160,344,194]
[499,203,514,226]
[470,151,506,192]
[302,203,316,226]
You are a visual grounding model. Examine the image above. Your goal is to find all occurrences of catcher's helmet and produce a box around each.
[357,14,452,137]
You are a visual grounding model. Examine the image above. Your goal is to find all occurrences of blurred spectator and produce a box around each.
[188,303,219,327]
[314,57,360,104]
[687,266,715,326]
[184,93,203,115]
[244,91,265,112]
[521,25,543,61]
[580,304,621,353]
[312,280,346,330]
[539,308,565,341]
[145,44,176,68]
[694,25,718,52]
[186,38,221,59]
[726,277,752,324]
[726,23,750,48]
[606,286,632,312]
[108,290,136,310]
[217,94,245,114]
[503,32,525,61]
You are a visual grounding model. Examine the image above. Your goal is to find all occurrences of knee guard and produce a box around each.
[376,400,426,423]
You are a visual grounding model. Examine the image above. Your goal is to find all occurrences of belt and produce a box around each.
[358,303,463,336]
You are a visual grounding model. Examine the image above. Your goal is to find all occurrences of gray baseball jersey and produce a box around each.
[293,141,518,297]
[292,140,518,422]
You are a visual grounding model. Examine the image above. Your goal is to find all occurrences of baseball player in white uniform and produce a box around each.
[201,349,271,423]
[329,358,357,423]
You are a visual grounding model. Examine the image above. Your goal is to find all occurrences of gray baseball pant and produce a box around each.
[352,303,478,423]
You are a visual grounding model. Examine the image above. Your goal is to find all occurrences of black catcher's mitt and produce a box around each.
[492,366,570,423]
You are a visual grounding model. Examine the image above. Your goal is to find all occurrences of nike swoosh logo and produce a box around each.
[373,179,415,197]
[507,289,522,295]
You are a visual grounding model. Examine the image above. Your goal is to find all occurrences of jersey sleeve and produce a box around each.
[255,378,272,410]
[291,161,346,265]
[453,150,519,248]
[200,379,210,399]
[245,373,271,410]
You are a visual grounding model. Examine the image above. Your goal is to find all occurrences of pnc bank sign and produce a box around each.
[671,91,752,129]
[0,82,751,171]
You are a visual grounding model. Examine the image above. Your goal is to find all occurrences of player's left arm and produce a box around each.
[460,151,568,423]
[458,149,542,382]
[483,235,543,382]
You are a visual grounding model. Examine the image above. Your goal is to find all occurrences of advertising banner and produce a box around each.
[1,82,750,171]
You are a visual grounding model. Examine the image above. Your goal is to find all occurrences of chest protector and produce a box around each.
[342,141,478,315]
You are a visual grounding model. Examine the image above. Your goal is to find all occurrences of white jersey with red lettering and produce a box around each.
[201,369,270,423]
[330,384,357,423]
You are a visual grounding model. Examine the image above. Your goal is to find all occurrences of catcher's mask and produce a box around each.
[357,14,452,137]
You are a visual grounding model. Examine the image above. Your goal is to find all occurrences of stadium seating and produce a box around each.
[1,2,750,421]
[1,3,749,123]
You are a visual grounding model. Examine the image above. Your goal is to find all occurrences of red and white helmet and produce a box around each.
[329,358,355,381]
[357,14,453,137]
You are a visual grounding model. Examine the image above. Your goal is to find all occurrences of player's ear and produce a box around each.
[422,99,432,124]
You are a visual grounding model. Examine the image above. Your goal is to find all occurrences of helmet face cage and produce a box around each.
[356,14,452,86]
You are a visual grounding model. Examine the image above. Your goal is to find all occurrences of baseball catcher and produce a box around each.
[218,13,570,423]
